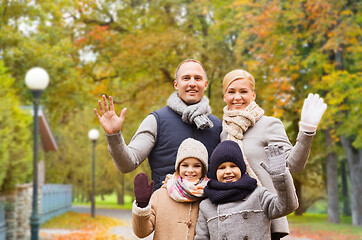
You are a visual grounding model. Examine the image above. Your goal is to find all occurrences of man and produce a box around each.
[94,59,222,189]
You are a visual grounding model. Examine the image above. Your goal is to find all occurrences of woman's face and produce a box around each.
[178,157,203,182]
[223,79,256,110]
[216,162,242,183]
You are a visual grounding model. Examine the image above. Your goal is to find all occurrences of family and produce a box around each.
[94,59,327,240]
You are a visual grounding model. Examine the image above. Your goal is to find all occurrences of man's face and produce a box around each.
[174,62,208,105]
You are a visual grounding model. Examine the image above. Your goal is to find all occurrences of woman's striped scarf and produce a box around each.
[223,101,264,186]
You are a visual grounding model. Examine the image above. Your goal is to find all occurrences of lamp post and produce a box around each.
[88,129,99,218]
[25,67,49,240]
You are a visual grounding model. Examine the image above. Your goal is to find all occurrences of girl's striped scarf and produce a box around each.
[166,174,209,202]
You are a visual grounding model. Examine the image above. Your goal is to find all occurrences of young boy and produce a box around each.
[195,140,299,240]
[132,138,209,240]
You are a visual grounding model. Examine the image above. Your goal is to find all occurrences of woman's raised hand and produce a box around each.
[94,95,127,134]
[299,93,327,132]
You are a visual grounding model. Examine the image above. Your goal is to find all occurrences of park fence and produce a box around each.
[40,184,72,224]
[0,183,72,240]
[0,197,6,240]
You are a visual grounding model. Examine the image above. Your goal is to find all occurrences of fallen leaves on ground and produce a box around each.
[290,227,361,240]
[288,214,362,240]
[40,212,126,240]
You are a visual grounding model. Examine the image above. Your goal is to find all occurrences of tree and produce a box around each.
[0,61,32,193]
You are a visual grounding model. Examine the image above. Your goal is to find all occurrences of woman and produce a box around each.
[220,69,327,239]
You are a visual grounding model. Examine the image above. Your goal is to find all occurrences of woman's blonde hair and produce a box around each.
[223,69,255,93]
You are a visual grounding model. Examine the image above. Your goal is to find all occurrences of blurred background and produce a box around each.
[0,0,361,231]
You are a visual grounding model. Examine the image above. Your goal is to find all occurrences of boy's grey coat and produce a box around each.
[220,115,314,235]
[195,170,298,240]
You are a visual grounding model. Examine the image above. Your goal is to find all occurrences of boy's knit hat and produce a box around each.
[175,138,208,174]
[209,140,246,180]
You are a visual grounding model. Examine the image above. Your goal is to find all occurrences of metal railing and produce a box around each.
[40,184,72,224]
[0,201,6,240]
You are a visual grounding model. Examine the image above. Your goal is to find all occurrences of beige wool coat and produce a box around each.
[221,115,315,236]
[132,178,201,240]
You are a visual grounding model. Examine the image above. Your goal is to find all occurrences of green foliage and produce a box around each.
[0,61,32,193]
[44,106,114,198]
[316,71,362,148]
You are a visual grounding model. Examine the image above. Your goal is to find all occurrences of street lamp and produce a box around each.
[88,129,99,218]
[25,67,49,240]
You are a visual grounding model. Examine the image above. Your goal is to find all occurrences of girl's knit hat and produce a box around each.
[175,138,208,174]
[209,140,246,180]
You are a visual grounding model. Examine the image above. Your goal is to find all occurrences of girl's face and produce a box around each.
[223,79,256,111]
[178,157,204,182]
[216,162,242,183]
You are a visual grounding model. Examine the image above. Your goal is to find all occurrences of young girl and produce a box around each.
[132,138,209,240]
[221,69,327,239]
[195,140,298,240]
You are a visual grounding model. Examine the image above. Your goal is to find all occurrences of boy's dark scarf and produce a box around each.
[204,175,257,204]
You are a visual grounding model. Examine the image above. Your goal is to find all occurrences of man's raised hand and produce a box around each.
[94,95,127,134]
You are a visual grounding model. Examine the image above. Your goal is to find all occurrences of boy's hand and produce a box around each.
[134,173,154,208]
[260,145,286,175]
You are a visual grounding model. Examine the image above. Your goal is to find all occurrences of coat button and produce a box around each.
[243,236,249,240]
[219,216,226,221]
[222,237,227,240]
[242,213,248,219]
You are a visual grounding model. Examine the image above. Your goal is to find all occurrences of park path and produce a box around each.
[41,205,312,240]
[40,205,153,240]
[71,205,152,240]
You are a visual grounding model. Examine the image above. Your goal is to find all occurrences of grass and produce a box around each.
[287,213,362,240]
[72,193,133,210]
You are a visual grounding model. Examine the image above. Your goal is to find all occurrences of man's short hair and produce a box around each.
[174,59,207,81]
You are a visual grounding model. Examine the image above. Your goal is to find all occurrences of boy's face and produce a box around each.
[178,157,203,182]
[216,162,241,183]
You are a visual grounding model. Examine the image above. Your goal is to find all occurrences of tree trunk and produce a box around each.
[341,159,351,216]
[340,136,362,226]
[117,174,125,205]
[325,130,340,223]
[117,190,124,205]
[294,179,303,216]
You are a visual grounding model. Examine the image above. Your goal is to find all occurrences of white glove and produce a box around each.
[299,93,327,132]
